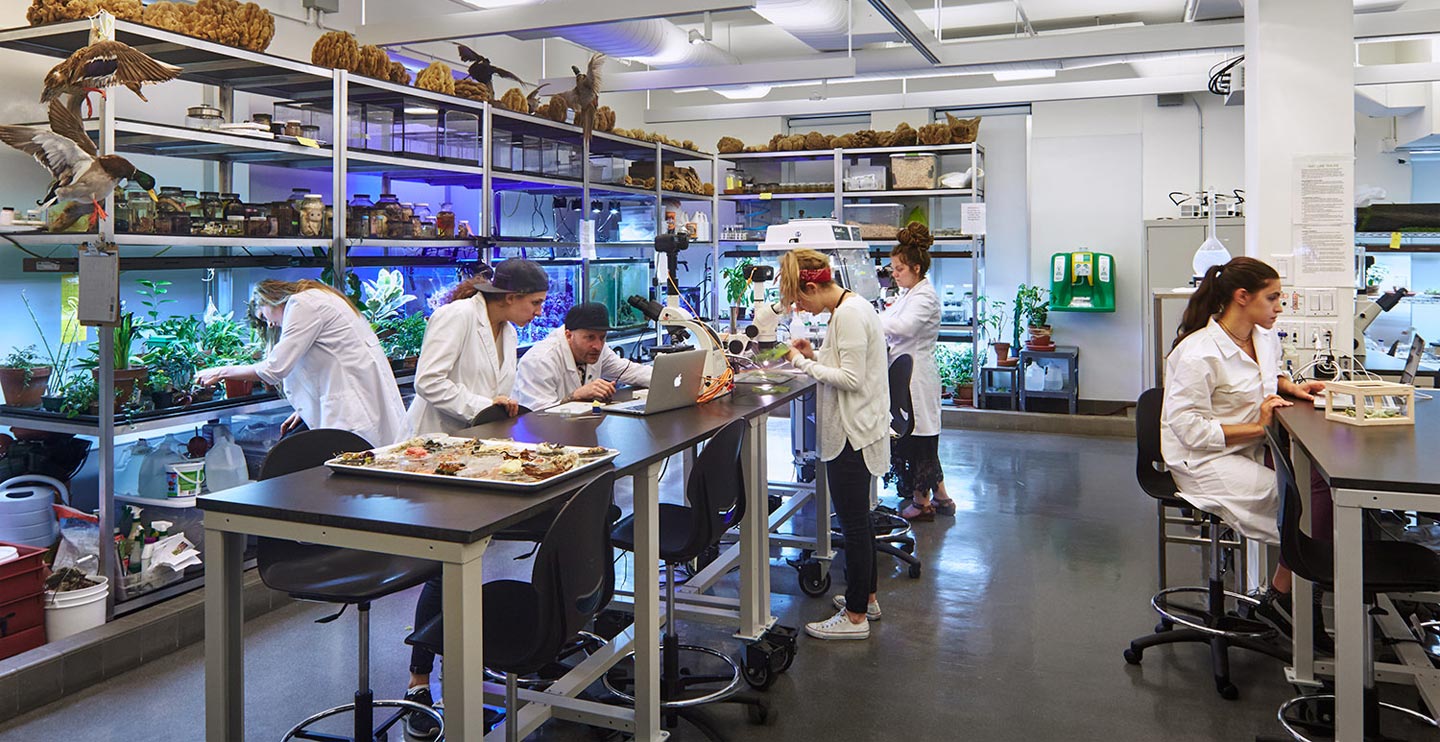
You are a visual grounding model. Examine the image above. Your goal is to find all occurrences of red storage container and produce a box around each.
[0,541,48,605]
[0,592,44,636]
[0,625,46,661]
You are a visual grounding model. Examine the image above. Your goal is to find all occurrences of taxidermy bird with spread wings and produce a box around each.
[558,53,604,142]
[41,40,182,117]
[454,43,528,87]
[0,99,157,226]
[526,83,550,115]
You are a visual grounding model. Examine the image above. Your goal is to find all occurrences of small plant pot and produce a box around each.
[93,368,148,408]
[223,379,255,400]
[0,366,51,408]
[1025,325,1055,351]
[150,390,176,409]
[991,342,1012,363]
[955,383,974,407]
[190,387,217,404]
[40,395,64,413]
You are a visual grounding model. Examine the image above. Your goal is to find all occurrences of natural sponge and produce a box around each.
[594,105,617,132]
[388,61,411,85]
[499,87,528,113]
[311,31,360,71]
[454,79,493,102]
[415,62,456,95]
[358,45,390,79]
[716,137,744,154]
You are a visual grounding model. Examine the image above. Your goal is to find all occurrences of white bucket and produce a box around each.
[44,576,108,641]
[166,461,205,498]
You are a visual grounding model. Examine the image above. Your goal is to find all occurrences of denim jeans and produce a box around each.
[409,576,442,675]
[827,442,877,612]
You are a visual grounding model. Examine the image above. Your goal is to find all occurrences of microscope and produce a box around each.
[626,233,732,395]
[1354,287,1410,363]
[720,263,789,356]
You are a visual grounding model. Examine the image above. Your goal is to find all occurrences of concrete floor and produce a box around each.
[0,425,1316,741]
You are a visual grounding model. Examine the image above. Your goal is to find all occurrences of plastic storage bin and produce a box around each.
[843,164,888,191]
[843,203,903,240]
[399,107,442,159]
[442,109,481,162]
[889,154,938,189]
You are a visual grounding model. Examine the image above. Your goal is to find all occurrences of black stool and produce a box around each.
[1263,431,1440,742]
[256,429,443,742]
[604,419,783,741]
[406,471,617,742]
[1123,389,1287,700]
[872,354,924,578]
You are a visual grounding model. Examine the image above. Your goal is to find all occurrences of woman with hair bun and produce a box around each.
[883,222,955,521]
[1162,256,1327,632]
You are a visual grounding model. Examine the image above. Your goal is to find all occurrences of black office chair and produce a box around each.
[1263,431,1440,742]
[1123,389,1288,700]
[1134,387,1246,592]
[848,354,924,579]
[405,471,617,742]
[257,429,444,742]
[471,402,532,426]
[604,419,779,741]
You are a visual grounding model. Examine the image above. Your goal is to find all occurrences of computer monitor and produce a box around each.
[1401,334,1425,386]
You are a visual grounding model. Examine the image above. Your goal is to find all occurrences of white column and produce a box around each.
[1245,0,1356,365]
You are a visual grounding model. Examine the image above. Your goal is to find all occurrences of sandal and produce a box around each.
[901,502,935,522]
[933,498,957,517]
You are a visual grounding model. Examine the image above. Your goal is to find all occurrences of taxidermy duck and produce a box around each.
[558,53,603,141]
[454,43,528,87]
[41,40,182,117]
[0,99,156,225]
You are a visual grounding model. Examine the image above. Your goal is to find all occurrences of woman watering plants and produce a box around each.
[881,223,956,521]
[195,279,406,448]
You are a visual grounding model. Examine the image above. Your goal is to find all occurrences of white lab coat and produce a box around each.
[407,295,518,436]
[880,278,942,437]
[251,289,407,448]
[792,296,891,477]
[514,328,653,410]
[1161,318,1284,545]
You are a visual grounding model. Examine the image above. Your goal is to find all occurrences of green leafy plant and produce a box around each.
[3,345,45,386]
[21,291,80,397]
[976,295,1009,348]
[1366,261,1391,288]
[318,247,365,310]
[60,375,97,418]
[79,312,143,371]
[198,311,260,367]
[141,337,198,392]
[721,258,756,309]
[375,312,428,360]
[1013,283,1050,347]
[935,343,974,390]
[136,279,176,327]
[361,268,418,325]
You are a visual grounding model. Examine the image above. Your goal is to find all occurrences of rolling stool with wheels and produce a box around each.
[406,471,617,742]
[604,419,789,741]
[1260,431,1440,742]
[256,429,444,741]
[1122,389,1288,700]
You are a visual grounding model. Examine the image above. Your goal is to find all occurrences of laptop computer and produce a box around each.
[602,349,707,416]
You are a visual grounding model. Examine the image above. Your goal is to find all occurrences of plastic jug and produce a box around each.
[204,425,251,493]
[116,439,152,497]
[1025,361,1046,391]
[693,211,710,242]
[1044,364,1066,392]
[139,435,185,499]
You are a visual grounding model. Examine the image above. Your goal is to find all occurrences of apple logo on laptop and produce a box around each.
[673,374,685,389]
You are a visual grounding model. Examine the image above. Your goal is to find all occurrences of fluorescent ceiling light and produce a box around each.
[713,84,773,100]
[992,68,1056,81]
[456,0,542,7]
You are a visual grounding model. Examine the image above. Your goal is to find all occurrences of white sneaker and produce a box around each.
[832,595,881,621]
[805,609,871,640]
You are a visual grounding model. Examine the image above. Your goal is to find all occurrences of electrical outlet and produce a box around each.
[1305,320,1339,351]
[1289,289,1308,316]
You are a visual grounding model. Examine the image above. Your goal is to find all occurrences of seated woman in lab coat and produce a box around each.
[514,301,652,410]
[1162,256,1327,635]
[881,223,957,521]
[195,279,407,448]
[406,259,549,436]
[400,259,548,740]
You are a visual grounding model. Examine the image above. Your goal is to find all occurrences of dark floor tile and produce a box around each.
[0,673,17,722]
[60,643,104,696]
[14,658,60,714]
[139,614,179,663]
[100,627,144,677]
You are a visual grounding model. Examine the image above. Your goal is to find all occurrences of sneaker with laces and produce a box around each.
[404,685,440,740]
[805,609,871,640]
[832,595,882,621]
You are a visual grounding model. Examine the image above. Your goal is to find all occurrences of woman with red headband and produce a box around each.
[782,248,891,641]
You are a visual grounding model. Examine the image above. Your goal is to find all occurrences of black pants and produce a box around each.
[827,443,877,612]
[410,576,442,675]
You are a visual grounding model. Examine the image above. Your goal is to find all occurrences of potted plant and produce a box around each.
[21,291,81,416]
[1015,284,1054,351]
[361,268,418,326]
[977,295,1014,366]
[1365,261,1390,296]
[376,312,428,371]
[935,343,975,407]
[141,337,198,409]
[0,345,52,408]
[60,375,98,418]
[197,311,262,399]
[79,312,147,408]
[720,258,756,332]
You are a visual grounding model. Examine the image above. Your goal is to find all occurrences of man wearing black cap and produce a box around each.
[515,301,652,410]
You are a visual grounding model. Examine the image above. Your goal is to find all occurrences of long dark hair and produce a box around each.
[891,222,933,277]
[1172,256,1279,349]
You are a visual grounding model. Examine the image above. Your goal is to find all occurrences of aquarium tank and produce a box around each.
[516,262,582,345]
